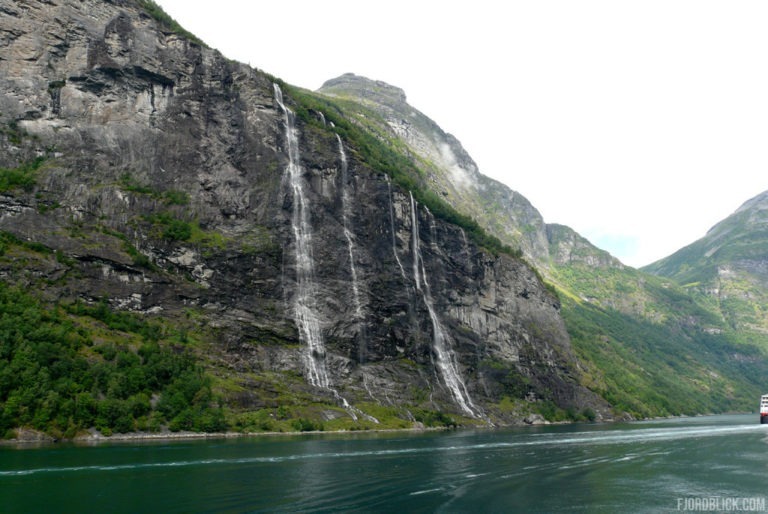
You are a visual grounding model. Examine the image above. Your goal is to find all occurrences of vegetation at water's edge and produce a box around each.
[0,285,226,439]
[0,252,470,439]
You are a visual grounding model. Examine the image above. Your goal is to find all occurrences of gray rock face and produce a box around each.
[546,224,624,269]
[0,0,607,421]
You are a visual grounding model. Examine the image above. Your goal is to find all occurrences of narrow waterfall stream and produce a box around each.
[409,193,482,419]
[386,175,409,281]
[410,193,422,289]
[337,135,365,329]
[273,83,330,389]
[274,85,377,423]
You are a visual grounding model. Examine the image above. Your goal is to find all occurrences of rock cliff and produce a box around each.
[314,73,768,419]
[0,0,609,424]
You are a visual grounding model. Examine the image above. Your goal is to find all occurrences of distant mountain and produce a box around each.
[644,191,768,339]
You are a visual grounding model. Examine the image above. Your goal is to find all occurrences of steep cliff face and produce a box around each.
[315,75,684,319]
[0,0,607,425]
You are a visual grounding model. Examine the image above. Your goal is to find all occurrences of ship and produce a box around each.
[761,394,768,424]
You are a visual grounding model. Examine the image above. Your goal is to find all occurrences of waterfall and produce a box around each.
[274,85,379,424]
[410,194,481,418]
[273,83,330,389]
[337,135,365,328]
[410,193,422,290]
[386,175,408,280]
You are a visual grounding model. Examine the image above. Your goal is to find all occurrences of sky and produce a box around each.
[155,0,768,268]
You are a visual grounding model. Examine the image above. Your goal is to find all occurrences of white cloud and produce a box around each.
[438,143,473,190]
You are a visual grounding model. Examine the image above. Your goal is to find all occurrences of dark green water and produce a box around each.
[2,414,767,513]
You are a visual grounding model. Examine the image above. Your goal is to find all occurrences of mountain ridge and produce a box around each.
[0,0,612,438]
[318,73,555,265]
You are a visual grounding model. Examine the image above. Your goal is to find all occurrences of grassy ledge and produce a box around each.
[136,0,208,47]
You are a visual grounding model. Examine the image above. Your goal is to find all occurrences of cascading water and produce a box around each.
[335,136,380,422]
[274,87,378,424]
[410,193,422,289]
[273,83,330,389]
[386,175,408,281]
[337,135,365,328]
[410,193,481,418]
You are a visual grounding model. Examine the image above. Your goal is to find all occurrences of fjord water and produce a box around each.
[2,414,767,513]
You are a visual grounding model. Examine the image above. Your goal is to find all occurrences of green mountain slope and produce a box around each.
[644,191,768,341]
[543,226,766,416]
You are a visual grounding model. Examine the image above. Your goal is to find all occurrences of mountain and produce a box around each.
[316,73,768,418]
[1,0,765,440]
[0,0,610,439]
[644,191,768,340]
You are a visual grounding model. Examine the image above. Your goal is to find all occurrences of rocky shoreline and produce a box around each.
[0,423,457,447]
[1,410,609,447]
